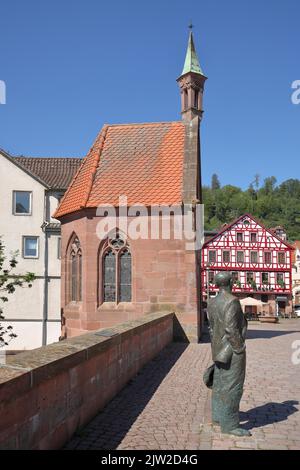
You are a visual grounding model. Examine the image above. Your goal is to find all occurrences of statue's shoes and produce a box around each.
[225,428,251,437]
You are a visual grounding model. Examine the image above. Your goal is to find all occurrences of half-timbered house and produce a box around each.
[202,214,294,317]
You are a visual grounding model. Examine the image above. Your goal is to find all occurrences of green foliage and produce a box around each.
[0,237,35,348]
[203,177,300,241]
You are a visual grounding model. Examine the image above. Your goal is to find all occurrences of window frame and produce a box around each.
[236,232,243,243]
[67,235,82,303]
[101,235,132,304]
[264,251,272,265]
[103,249,117,302]
[278,252,286,264]
[118,249,132,302]
[13,190,32,216]
[208,250,216,264]
[250,251,258,264]
[23,235,39,259]
[236,250,244,263]
[222,250,230,264]
[276,272,284,284]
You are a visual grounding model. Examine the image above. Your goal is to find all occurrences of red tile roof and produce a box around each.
[14,157,82,189]
[55,121,185,218]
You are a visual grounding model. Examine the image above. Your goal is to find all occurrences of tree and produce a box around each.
[211,173,221,190]
[203,176,300,241]
[261,176,277,195]
[0,237,35,348]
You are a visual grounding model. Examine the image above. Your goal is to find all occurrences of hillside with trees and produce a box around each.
[203,175,300,242]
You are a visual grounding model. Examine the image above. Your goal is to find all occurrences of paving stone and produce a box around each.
[63,320,300,450]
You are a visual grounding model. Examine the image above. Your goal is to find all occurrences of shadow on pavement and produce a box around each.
[64,342,188,450]
[240,400,299,430]
[246,330,299,340]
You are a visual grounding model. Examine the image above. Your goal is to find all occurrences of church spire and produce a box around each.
[181,31,204,76]
[177,29,207,121]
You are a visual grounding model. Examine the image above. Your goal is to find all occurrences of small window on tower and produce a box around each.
[184,89,188,110]
[194,90,199,108]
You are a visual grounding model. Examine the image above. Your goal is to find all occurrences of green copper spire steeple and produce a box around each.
[181,31,204,76]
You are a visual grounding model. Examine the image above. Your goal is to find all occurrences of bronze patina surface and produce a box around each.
[205,272,251,436]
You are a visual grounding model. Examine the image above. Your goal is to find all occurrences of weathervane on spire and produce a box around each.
[188,22,194,31]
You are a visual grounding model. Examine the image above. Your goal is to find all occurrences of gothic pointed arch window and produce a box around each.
[68,235,82,302]
[101,234,132,303]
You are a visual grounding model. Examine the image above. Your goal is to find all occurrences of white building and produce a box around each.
[0,149,81,351]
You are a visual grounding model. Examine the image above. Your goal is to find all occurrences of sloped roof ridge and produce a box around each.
[203,213,295,250]
[53,125,109,218]
[82,125,109,207]
[106,120,182,127]
[15,156,81,160]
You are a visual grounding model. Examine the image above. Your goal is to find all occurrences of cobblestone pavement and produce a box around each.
[65,320,300,450]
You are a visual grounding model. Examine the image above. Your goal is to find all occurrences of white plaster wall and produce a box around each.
[0,320,61,351]
[0,153,62,349]
[0,154,46,276]
[48,191,62,222]
[48,232,61,276]
[47,278,61,320]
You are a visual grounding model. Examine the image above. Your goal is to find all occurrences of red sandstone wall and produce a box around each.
[0,312,174,450]
[60,210,200,342]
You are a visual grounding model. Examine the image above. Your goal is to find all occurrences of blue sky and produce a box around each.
[0,0,299,189]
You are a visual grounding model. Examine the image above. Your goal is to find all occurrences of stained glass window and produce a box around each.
[119,250,132,302]
[69,236,82,302]
[102,235,132,303]
[104,250,116,302]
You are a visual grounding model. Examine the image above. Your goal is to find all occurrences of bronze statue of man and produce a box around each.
[206,272,251,436]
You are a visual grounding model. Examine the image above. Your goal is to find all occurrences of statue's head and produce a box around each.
[215,272,232,290]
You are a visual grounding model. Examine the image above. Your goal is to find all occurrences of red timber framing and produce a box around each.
[202,214,294,298]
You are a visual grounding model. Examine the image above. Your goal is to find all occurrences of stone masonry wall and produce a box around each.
[60,210,200,343]
[0,311,174,450]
